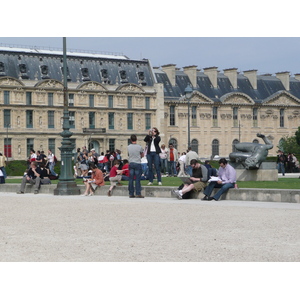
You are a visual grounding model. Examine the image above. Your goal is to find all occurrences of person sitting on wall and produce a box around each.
[82,163,105,196]
[17,161,43,194]
[202,158,236,201]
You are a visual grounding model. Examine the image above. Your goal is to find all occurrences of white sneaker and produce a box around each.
[172,189,182,199]
[158,182,162,186]
[147,182,153,186]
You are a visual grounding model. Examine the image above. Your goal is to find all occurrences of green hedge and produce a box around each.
[5,160,61,176]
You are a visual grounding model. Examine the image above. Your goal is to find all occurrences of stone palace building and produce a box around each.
[1,45,300,160]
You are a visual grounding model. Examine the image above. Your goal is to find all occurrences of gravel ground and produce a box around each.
[1,192,300,262]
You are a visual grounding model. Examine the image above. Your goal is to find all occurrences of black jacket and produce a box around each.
[144,135,162,154]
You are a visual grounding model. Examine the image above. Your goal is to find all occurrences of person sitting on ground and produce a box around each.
[173,159,208,199]
[107,160,122,196]
[202,158,236,201]
[17,161,43,194]
[82,163,105,196]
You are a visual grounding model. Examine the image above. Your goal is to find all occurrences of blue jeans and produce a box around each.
[168,161,177,176]
[185,165,193,176]
[128,163,142,196]
[203,182,235,200]
[49,162,57,176]
[160,158,168,174]
[277,162,285,175]
[147,152,162,183]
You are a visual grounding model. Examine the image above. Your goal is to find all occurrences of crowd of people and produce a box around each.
[276,150,299,175]
[2,126,299,199]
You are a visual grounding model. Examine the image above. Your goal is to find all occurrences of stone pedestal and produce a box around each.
[230,162,278,181]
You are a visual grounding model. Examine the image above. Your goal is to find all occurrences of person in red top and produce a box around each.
[120,159,130,181]
[82,164,105,196]
[108,160,122,196]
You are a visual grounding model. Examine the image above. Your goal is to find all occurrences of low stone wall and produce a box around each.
[1,184,299,203]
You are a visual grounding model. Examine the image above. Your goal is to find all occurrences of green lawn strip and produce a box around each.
[4,177,300,189]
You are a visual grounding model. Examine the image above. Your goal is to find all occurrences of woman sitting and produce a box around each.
[82,164,105,196]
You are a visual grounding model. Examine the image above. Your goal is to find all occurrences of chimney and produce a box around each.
[276,71,290,91]
[161,64,176,86]
[224,68,238,89]
[203,67,218,88]
[294,73,300,81]
[183,65,198,88]
[243,69,257,90]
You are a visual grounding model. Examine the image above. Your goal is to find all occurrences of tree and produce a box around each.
[279,135,300,154]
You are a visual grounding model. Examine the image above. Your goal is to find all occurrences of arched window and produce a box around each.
[232,139,239,152]
[191,139,199,153]
[212,139,219,157]
[168,138,178,150]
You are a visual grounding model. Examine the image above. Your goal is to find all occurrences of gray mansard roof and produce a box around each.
[0,47,156,86]
[154,68,300,103]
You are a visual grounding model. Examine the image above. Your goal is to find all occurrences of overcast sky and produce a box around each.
[1,37,300,75]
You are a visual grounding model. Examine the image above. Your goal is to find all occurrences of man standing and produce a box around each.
[185,147,199,176]
[128,134,144,198]
[167,143,178,177]
[17,161,43,194]
[202,158,236,201]
[173,159,208,199]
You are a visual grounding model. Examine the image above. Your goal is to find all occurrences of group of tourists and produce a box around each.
[277,150,299,175]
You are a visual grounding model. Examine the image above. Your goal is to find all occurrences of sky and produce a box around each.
[1,37,300,75]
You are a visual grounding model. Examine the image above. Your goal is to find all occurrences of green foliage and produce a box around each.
[278,135,300,154]
[6,160,27,176]
[5,160,61,176]
[295,126,300,146]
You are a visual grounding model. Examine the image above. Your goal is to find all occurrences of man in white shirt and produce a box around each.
[185,147,199,176]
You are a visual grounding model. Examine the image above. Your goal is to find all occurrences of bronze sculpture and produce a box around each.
[229,133,273,170]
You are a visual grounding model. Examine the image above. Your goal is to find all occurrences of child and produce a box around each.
[108,160,122,196]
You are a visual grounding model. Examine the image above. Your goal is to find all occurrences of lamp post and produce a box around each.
[5,123,10,161]
[54,37,80,195]
[184,84,193,148]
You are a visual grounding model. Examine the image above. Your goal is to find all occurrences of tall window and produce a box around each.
[89,94,94,107]
[4,138,11,158]
[4,91,10,105]
[233,107,238,127]
[212,139,219,157]
[108,112,114,129]
[191,139,199,153]
[69,111,75,128]
[26,92,32,105]
[109,139,115,152]
[68,94,74,106]
[168,138,178,150]
[145,97,150,109]
[48,111,55,128]
[27,138,34,157]
[145,113,151,130]
[280,109,284,127]
[26,110,33,128]
[170,105,175,126]
[127,113,133,130]
[89,112,95,129]
[108,95,113,108]
[48,139,55,154]
[213,107,218,127]
[253,108,258,127]
[191,106,197,126]
[48,93,54,106]
[127,96,132,109]
[4,109,11,128]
